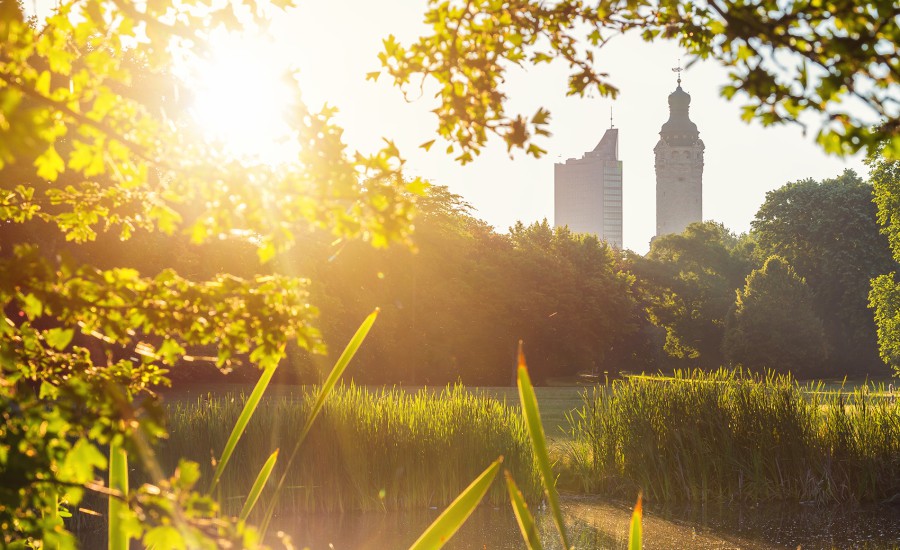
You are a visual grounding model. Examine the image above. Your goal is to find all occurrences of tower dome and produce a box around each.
[659,85,699,146]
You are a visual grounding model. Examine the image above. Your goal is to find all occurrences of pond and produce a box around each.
[272,496,900,549]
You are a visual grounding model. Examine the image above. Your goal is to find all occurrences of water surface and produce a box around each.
[274,497,900,549]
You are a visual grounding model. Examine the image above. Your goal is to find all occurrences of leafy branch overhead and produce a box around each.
[0,0,420,545]
[380,0,900,160]
[0,0,421,254]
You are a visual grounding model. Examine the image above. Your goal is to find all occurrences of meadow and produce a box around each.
[564,370,900,503]
[161,372,899,517]
[160,384,542,517]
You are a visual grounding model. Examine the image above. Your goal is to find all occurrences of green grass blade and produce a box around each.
[408,457,503,550]
[239,449,278,521]
[299,308,380,443]
[208,360,278,493]
[108,441,129,550]
[628,493,643,550]
[42,485,59,550]
[504,470,543,550]
[260,308,379,536]
[517,342,569,549]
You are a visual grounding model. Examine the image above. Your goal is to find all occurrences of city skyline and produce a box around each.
[273,2,868,254]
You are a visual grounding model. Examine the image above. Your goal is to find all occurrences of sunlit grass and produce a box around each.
[566,369,900,503]
[161,384,540,516]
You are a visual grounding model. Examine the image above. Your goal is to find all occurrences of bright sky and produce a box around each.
[32,0,870,254]
[275,2,867,254]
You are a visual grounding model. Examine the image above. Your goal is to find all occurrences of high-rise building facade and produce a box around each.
[655,77,704,237]
[554,128,623,248]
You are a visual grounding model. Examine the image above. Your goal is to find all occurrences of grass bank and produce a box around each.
[161,384,540,516]
[564,369,900,504]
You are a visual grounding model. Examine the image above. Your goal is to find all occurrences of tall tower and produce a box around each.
[554,127,623,247]
[655,69,704,237]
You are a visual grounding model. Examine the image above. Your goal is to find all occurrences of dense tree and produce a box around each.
[868,143,900,376]
[505,220,638,382]
[296,186,519,385]
[287,197,638,386]
[629,222,754,367]
[723,256,827,377]
[751,170,894,375]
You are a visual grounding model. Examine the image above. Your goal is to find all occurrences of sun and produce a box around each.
[188,31,298,164]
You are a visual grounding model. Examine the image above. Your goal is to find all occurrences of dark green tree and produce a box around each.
[723,256,827,377]
[629,222,754,367]
[294,202,638,386]
[506,220,637,382]
[751,170,894,375]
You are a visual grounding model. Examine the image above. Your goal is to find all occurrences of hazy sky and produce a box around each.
[276,2,868,254]
[32,0,871,253]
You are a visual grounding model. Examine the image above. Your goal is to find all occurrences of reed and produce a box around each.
[566,369,900,504]
[160,384,540,517]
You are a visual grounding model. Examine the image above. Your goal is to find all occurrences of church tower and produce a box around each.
[655,69,704,237]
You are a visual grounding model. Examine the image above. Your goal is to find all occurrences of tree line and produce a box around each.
[273,167,896,385]
[7,166,893,386]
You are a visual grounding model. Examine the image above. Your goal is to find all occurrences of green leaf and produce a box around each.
[208,361,278,493]
[156,339,185,365]
[174,459,201,490]
[35,70,51,96]
[21,293,43,319]
[60,438,107,485]
[256,239,277,264]
[144,526,186,550]
[39,381,59,399]
[409,457,502,550]
[517,342,569,549]
[239,449,278,521]
[628,493,643,550]
[505,470,543,550]
[405,177,430,196]
[45,328,74,351]
[35,145,65,181]
[260,308,379,536]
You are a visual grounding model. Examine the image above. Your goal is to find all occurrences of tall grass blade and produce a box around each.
[504,470,543,550]
[208,361,278,493]
[517,342,570,550]
[408,457,503,550]
[260,308,379,535]
[239,449,278,521]
[628,493,643,550]
[108,441,129,550]
[42,486,59,550]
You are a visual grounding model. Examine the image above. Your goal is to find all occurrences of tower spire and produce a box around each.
[672,59,683,86]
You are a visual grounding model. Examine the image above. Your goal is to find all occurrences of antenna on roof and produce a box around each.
[610,106,614,129]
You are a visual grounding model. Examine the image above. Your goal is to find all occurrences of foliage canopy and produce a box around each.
[382,0,900,162]
[2,0,900,545]
[723,255,827,376]
[752,169,893,373]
